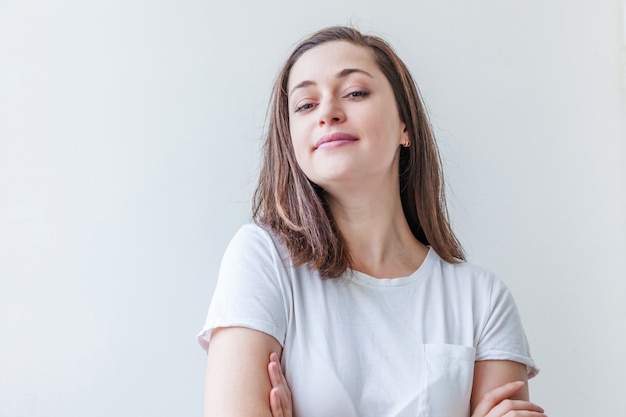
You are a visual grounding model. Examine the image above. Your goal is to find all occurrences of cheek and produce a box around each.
[288,134,309,173]
[289,123,309,156]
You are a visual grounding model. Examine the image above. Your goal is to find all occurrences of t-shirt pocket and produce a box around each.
[417,343,476,417]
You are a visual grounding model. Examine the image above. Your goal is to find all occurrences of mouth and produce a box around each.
[314,132,358,150]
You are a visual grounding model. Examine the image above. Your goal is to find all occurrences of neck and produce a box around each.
[324,175,428,278]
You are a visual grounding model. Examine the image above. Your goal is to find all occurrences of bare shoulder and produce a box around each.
[204,326,282,417]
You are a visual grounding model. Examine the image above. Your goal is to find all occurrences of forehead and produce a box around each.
[287,41,379,90]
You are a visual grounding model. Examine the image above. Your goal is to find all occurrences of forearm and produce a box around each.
[471,359,529,411]
[470,360,546,417]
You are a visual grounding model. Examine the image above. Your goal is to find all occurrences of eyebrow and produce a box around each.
[289,68,374,97]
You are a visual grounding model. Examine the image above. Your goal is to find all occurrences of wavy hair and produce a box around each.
[253,26,465,278]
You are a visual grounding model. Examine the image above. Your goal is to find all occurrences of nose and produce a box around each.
[318,97,345,127]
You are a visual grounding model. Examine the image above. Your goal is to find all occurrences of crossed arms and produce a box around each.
[204,327,545,417]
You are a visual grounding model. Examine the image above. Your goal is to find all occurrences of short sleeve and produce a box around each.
[475,276,539,378]
[197,224,291,352]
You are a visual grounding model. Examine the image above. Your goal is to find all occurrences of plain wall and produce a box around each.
[1,0,624,416]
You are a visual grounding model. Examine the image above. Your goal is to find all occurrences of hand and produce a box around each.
[471,381,546,417]
[268,352,293,417]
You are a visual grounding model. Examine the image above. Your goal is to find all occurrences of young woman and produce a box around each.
[198,26,543,417]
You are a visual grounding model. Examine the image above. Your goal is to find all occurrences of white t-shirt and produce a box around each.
[198,224,538,417]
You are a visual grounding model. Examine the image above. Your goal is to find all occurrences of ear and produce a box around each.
[399,124,410,147]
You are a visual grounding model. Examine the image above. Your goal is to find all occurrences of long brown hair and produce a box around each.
[253,26,465,278]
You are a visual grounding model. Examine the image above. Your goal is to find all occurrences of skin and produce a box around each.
[204,41,546,416]
[203,327,282,416]
[287,40,426,278]
[288,41,407,195]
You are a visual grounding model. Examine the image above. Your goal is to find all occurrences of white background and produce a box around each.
[1,0,624,416]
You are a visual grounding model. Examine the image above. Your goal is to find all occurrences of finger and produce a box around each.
[276,360,291,398]
[268,360,281,388]
[268,352,293,416]
[485,399,545,417]
[269,387,284,417]
[472,381,525,417]
[268,360,292,414]
[268,353,285,389]
[269,353,292,400]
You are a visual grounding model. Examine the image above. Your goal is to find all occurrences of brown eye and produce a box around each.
[345,91,370,99]
[295,102,315,113]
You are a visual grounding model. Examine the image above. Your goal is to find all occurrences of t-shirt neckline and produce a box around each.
[346,247,437,288]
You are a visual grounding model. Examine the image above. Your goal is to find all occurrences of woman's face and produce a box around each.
[287,41,408,192]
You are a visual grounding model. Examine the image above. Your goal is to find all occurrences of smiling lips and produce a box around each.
[314,132,358,150]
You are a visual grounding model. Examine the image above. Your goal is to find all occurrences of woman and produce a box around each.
[199,26,543,417]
